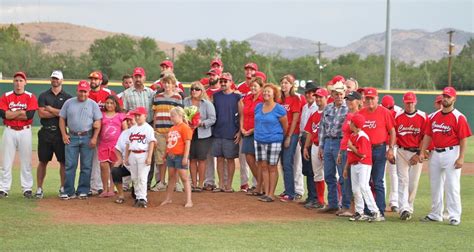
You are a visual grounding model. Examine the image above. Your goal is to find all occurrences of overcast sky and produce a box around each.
[0,0,472,46]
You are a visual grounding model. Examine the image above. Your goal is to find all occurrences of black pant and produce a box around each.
[111,165,131,184]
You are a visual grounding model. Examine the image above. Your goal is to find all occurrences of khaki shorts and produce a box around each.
[154,132,167,165]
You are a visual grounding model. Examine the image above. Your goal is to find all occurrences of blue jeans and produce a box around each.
[300,136,316,202]
[370,144,387,215]
[323,138,346,209]
[64,135,94,196]
[280,134,299,198]
[340,150,352,208]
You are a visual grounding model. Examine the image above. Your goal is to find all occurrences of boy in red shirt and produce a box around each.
[344,114,382,222]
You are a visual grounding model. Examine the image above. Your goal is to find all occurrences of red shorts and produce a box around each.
[98,145,118,163]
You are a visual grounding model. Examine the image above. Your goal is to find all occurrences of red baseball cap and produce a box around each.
[403,92,417,103]
[13,71,27,81]
[211,58,223,67]
[442,87,456,98]
[220,72,233,81]
[381,95,395,108]
[206,68,222,76]
[331,75,346,85]
[351,113,366,129]
[125,111,135,120]
[356,87,365,94]
[160,60,174,68]
[255,71,267,82]
[89,71,103,80]
[244,62,258,71]
[132,106,148,116]
[77,80,91,92]
[435,95,443,103]
[314,88,329,97]
[133,67,146,77]
[200,78,210,86]
[364,87,378,98]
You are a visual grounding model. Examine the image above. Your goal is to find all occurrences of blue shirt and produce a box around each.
[212,91,241,139]
[59,97,102,132]
[254,103,287,143]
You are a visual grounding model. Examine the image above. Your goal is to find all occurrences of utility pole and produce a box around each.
[315,41,326,85]
[383,0,391,90]
[447,30,455,87]
[171,47,176,63]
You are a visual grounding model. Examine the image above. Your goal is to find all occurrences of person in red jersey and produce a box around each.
[419,87,472,226]
[0,72,38,199]
[237,62,258,96]
[150,60,186,95]
[357,87,396,220]
[205,68,222,101]
[394,92,428,221]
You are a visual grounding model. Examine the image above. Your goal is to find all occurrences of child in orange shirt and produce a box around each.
[160,107,193,208]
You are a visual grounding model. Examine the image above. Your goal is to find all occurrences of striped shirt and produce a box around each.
[152,92,183,134]
[122,86,155,121]
[318,102,348,147]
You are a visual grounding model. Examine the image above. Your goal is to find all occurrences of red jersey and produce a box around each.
[0,90,38,127]
[347,130,372,165]
[280,95,303,135]
[427,110,441,150]
[358,105,395,145]
[395,110,427,148]
[89,87,116,111]
[237,81,251,96]
[242,94,263,131]
[425,109,472,148]
[340,112,354,150]
[151,80,185,94]
[206,87,221,100]
[304,110,323,145]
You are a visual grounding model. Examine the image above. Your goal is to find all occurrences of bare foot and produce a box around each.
[160,199,172,206]
[184,201,193,208]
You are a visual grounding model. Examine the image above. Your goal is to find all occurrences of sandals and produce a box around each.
[247,191,265,196]
[258,196,274,202]
[194,187,203,192]
[115,197,125,204]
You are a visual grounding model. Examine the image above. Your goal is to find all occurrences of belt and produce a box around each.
[400,147,419,153]
[131,150,146,153]
[69,130,93,136]
[6,125,31,131]
[372,143,385,148]
[434,146,455,153]
[327,136,342,140]
[42,125,58,131]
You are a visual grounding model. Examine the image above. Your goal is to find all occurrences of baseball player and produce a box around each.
[0,72,38,198]
[420,87,472,226]
[394,92,428,220]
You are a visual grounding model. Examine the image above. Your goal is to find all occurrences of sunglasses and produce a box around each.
[219,80,229,83]
[191,87,202,91]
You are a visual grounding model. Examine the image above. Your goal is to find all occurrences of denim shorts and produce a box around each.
[241,134,256,155]
[166,155,187,169]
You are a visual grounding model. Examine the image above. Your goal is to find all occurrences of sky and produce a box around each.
[0,0,472,46]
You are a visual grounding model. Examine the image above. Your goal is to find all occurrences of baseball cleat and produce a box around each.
[391,206,399,213]
[349,212,363,221]
[35,188,44,199]
[137,199,147,208]
[23,190,33,199]
[400,210,412,221]
[449,219,460,226]
[420,215,440,222]
[368,212,384,222]
[0,191,8,198]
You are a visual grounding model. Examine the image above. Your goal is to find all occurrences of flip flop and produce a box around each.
[115,198,125,204]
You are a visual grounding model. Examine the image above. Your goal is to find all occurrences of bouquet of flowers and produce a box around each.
[184,106,201,128]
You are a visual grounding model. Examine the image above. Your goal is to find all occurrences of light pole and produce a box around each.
[315,41,326,85]
[447,30,455,87]
[383,0,391,90]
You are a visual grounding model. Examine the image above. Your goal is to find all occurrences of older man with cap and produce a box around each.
[317,79,349,213]
[35,70,73,198]
[358,87,396,219]
[0,72,38,199]
[419,87,472,226]
[59,80,102,200]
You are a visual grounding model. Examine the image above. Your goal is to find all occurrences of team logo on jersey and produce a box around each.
[311,122,320,134]
[129,133,147,143]
[9,101,27,111]
[397,125,421,136]
[363,120,377,129]
[167,130,181,149]
[432,122,452,135]
[283,104,290,111]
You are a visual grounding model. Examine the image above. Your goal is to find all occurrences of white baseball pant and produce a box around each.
[0,127,33,192]
[427,146,462,223]
[351,163,379,215]
[90,148,103,192]
[293,141,305,196]
[386,146,398,208]
[311,145,324,182]
[396,148,422,214]
[129,152,150,201]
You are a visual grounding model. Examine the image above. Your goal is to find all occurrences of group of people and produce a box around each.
[0,58,471,225]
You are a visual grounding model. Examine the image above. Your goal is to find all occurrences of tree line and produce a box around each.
[1,24,473,90]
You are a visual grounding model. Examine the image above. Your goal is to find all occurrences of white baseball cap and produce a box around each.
[51,70,63,80]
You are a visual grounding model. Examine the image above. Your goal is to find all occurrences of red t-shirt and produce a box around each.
[89,87,117,111]
[347,130,372,165]
[280,95,303,135]
[237,81,251,96]
[358,106,395,145]
[340,112,354,150]
[0,90,38,127]
[395,110,428,148]
[304,110,323,145]
[206,87,221,100]
[425,109,472,148]
[242,94,263,131]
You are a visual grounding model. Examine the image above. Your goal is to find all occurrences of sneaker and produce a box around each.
[449,219,460,226]
[137,199,147,208]
[59,193,76,200]
[0,190,9,198]
[368,212,384,222]
[391,205,399,213]
[78,193,88,200]
[349,212,364,221]
[58,187,65,195]
[420,215,440,222]
[312,202,325,209]
[240,184,249,192]
[279,195,294,202]
[35,188,44,199]
[304,201,317,209]
[175,183,184,193]
[23,190,33,199]
[88,189,103,196]
[294,194,303,200]
[400,210,412,221]
[151,181,167,192]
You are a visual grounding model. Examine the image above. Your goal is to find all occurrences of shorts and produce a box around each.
[166,154,186,169]
[189,136,212,160]
[255,141,282,166]
[211,138,239,159]
[154,133,167,165]
[241,134,256,155]
[37,128,65,163]
[97,144,118,163]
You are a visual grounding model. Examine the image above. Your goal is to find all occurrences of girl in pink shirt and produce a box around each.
[98,95,127,197]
